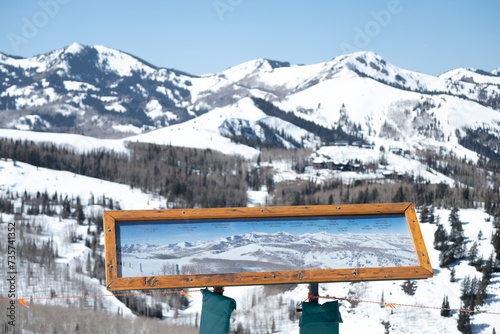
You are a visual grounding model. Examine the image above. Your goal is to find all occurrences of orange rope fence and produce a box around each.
[0,290,198,303]
[2,289,499,315]
[0,289,225,308]
[308,293,500,316]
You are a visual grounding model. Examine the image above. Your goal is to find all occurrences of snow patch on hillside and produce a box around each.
[441,68,500,85]
[0,129,128,154]
[0,159,163,209]
[94,45,156,77]
[126,98,262,157]
[63,80,100,92]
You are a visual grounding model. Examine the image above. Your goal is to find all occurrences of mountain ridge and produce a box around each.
[1,43,500,159]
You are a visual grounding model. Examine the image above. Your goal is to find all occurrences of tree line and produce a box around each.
[0,138,249,208]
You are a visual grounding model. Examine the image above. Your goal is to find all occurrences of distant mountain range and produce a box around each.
[118,231,418,275]
[1,42,500,157]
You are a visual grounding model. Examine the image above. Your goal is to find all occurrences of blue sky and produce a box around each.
[0,0,499,76]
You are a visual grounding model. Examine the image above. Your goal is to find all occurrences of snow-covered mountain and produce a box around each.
[2,44,500,333]
[1,43,500,160]
[118,231,417,277]
[0,43,196,137]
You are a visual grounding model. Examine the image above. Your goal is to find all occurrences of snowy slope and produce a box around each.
[441,68,500,86]
[0,158,170,317]
[126,97,314,157]
[0,128,128,153]
[0,159,164,210]
[1,154,500,332]
[314,145,457,184]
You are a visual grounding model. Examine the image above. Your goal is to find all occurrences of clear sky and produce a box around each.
[0,0,498,76]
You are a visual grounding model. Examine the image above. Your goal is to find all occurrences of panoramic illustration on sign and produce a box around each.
[115,214,418,278]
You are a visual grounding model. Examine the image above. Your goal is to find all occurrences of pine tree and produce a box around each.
[61,195,71,219]
[434,223,448,251]
[429,205,436,224]
[328,194,334,205]
[86,253,91,274]
[440,247,455,267]
[449,208,461,229]
[76,196,85,225]
[441,295,451,317]
[457,309,472,334]
[420,205,430,223]
[392,186,405,202]
[475,255,484,271]
[477,279,488,306]
[448,208,466,261]
[450,267,456,282]
[492,225,500,260]
[468,241,479,266]
[369,188,379,201]
[461,276,472,309]
[482,256,493,284]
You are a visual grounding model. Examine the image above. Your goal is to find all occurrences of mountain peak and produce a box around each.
[440,67,500,85]
[348,50,383,60]
[332,50,384,65]
[263,59,290,69]
[337,51,388,70]
[221,58,290,78]
[64,42,86,54]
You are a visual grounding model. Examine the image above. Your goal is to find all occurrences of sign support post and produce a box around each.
[199,289,236,334]
[214,286,224,295]
[309,283,319,304]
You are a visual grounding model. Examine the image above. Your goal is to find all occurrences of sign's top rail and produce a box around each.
[105,202,414,221]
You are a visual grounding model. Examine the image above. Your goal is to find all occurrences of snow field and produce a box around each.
[0,148,499,332]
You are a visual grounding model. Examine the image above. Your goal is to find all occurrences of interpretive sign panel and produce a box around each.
[104,203,432,290]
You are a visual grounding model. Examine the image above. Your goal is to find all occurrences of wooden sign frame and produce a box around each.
[104,203,432,291]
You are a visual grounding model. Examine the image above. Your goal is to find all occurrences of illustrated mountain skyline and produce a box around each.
[117,230,418,277]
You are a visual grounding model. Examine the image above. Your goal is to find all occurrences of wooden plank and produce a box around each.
[405,203,433,274]
[105,203,411,222]
[103,211,118,288]
[107,266,433,291]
